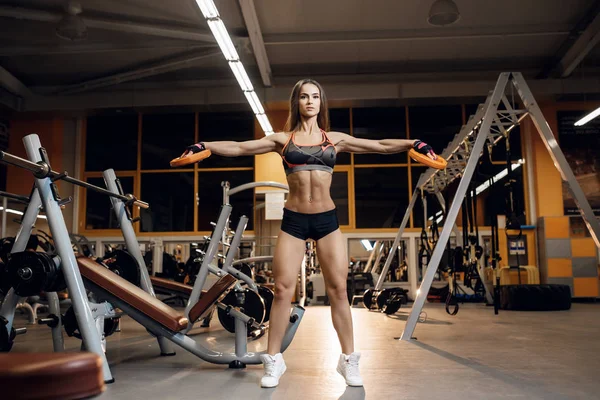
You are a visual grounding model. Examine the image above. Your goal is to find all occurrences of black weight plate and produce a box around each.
[217,289,265,335]
[376,289,392,310]
[235,263,255,281]
[383,294,403,315]
[103,250,141,286]
[62,306,81,339]
[8,252,52,296]
[363,289,375,309]
[0,261,10,295]
[258,285,274,323]
[41,252,65,293]
[0,316,13,352]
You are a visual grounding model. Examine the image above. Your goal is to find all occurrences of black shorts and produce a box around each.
[281,208,339,241]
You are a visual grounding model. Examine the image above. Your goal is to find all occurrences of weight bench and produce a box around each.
[77,257,236,329]
[151,276,196,300]
[0,352,105,400]
[75,256,304,366]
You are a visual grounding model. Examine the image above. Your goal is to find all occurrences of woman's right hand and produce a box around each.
[180,142,206,158]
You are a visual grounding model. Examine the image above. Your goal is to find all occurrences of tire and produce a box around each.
[500,284,571,311]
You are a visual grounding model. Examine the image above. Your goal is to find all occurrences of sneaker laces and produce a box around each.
[345,357,360,377]
[264,357,277,377]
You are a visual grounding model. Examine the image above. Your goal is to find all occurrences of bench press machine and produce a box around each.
[101,168,277,336]
[0,134,304,382]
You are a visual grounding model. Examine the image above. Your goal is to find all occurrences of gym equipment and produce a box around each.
[0,135,151,382]
[5,251,65,296]
[100,170,303,368]
[408,148,448,169]
[500,284,571,311]
[0,352,105,400]
[170,148,212,167]
[217,288,266,335]
[62,306,120,339]
[362,287,408,315]
[393,72,599,341]
[100,249,141,286]
[0,316,26,352]
[257,285,274,322]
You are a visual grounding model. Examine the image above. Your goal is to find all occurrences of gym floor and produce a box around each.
[12,303,600,400]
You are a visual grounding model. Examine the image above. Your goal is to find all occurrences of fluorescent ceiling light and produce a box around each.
[361,239,373,251]
[196,0,219,18]
[574,107,600,126]
[0,207,47,219]
[195,0,273,136]
[475,159,524,195]
[244,91,265,115]
[256,113,274,135]
[428,210,443,221]
[207,19,238,61]
[229,61,253,91]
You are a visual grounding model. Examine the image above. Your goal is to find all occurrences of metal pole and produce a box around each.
[299,255,306,307]
[1,197,6,237]
[102,168,174,355]
[22,134,113,382]
[512,72,600,248]
[401,73,511,341]
[185,204,232,321]
[375,187,419,290]
[46,291,64,352]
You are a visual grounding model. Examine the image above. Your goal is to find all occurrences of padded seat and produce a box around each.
[77,257,189,332]
[151,276,194,297]
[189,274,237,323]
[0,352,104,400]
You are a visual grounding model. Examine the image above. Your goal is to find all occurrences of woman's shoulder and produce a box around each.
[265,132,292,146]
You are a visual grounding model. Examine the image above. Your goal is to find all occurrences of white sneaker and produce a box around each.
[260,353,287,388]
[336,352,363,386]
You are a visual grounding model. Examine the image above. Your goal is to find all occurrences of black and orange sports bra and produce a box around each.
[281,130,337,175]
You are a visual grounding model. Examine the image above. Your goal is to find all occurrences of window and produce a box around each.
[86,113,138,171]
[464,103,522,161]
[409,105,462,158]
[355,167,409,228]
[141,113,194,170]
[85,176,134,229]
[353,107,407,164]
[480,163,526,226]
[197,112,254,168]
[411,167,444,228]
[139,172,194,232]
[332,171,349,225]
[197,170,255,231]
[330,108,350,165]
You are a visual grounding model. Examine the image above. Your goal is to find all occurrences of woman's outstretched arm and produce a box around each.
[182,133,283,158]
[328,131,438,159]
[329,131,416,154]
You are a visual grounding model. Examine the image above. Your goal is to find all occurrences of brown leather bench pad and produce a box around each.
[77,257,189,332]
[151,276,194,296]
[189,274,237,323]
[0,352,104,400]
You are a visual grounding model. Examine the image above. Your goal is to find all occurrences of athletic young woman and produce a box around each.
[179,79,438,388]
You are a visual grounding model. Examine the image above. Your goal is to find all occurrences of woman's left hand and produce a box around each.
[413,140,438,160]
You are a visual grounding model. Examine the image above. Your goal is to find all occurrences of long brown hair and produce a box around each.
[284,79,330,133]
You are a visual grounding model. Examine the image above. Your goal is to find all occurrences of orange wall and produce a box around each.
[530,101,600,219]
[254,110,287,187]
[7,118,64,195]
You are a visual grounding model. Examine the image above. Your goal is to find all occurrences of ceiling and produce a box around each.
[1,0,600,112]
